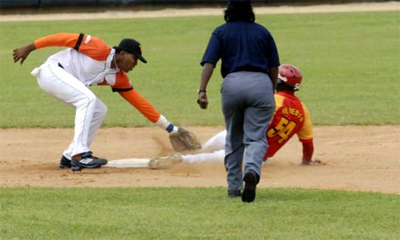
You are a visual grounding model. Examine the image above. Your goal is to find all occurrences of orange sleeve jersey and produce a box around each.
[264,91,313,159]
[34,33,161,123]
[34,33,111,61]
[99,71,161,123]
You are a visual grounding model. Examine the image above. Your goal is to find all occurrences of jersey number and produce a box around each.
[267,117,297,144]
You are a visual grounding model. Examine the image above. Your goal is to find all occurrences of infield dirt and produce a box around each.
[0,126,399,194]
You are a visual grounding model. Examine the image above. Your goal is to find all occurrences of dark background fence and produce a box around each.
[0,0,393,9]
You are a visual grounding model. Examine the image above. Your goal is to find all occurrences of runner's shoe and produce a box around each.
[149,153,182,169]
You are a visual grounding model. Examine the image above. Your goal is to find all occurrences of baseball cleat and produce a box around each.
[71,151,108,171]
[148,153,182,169]
[242,171,259,203]
[59,155,72,169]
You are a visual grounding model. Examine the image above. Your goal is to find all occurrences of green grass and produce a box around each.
[0,11,399,127]
[0,188,399,240]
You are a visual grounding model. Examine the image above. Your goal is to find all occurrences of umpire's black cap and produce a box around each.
[117,39,147,63]
[228,0,252,9]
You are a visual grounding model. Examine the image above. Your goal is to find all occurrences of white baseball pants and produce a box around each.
[181,130,226,164]
[181,130,267,166]
[31,63,107,158]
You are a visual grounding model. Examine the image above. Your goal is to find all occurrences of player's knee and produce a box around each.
[102,104,108,114]
[99,102,108,117]
[81,93,97,109]
[87,93,97,104]
[76,94,96,109]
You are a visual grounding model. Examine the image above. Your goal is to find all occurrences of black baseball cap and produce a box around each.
[117,38,147,63]
[228,0,252,9]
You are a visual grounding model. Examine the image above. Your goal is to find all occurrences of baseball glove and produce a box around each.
[169,127,201,152]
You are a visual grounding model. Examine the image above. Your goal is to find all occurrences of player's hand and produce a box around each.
[197,92,208,109]
[301,159,323,166]
[13,43,35,65]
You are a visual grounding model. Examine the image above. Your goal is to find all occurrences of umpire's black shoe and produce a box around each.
[71,151,108,171]
[59,155,72,169]
[242,171,259,203]
[228,190,242,198]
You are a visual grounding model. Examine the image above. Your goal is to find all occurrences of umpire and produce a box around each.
[197,0,280,202]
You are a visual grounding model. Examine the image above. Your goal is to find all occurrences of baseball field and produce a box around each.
[0,2,399,240]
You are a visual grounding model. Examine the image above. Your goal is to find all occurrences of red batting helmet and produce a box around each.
[277,64,303,91]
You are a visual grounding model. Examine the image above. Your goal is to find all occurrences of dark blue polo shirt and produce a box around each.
[201,21,280,78]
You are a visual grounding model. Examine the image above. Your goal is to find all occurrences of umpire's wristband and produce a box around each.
[197,89,206,94]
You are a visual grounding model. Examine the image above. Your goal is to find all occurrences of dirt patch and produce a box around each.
[0,126,399,194]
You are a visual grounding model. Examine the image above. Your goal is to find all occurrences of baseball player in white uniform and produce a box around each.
[13,33,185,171]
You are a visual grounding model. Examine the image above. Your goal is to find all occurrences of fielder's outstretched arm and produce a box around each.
[118,89,201,150]
[118,89,178,133]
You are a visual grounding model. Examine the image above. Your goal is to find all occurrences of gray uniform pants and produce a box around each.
[221,71,275,191]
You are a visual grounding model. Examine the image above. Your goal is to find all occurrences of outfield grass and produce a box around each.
[0,11,399,127]
[0,188,399,240]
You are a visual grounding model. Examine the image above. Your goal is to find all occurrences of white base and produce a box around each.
[106,158,151,168]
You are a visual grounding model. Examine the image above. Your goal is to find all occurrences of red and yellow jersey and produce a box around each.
[34,33,161,123]
[264,91,313,159]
